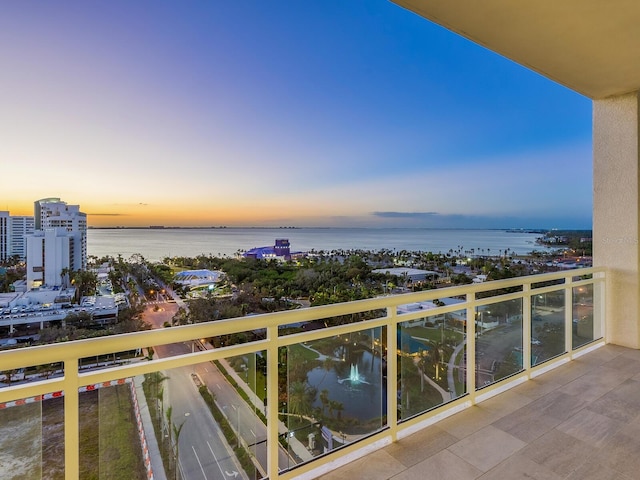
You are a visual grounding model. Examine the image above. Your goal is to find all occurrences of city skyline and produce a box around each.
[1,2,592,229]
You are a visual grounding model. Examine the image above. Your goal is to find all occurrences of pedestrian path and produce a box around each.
[133,375,167,480]
[214,354,314,462]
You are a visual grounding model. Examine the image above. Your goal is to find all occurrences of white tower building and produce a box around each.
[26,228,74,289]
[34,198,87,271]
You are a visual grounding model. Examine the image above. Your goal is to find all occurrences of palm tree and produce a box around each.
[288,381,313,420]
[319,389,330,415]
[172,420,186,480]
[328,400,344,419]
[71,269,98,301]
[60,267,70,288]
[165,405,186,480]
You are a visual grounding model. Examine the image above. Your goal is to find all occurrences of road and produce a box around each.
[164,356,244,480]
[143,303,294,478]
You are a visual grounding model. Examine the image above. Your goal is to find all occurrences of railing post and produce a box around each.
[267,326,280,479]
[565,277,574,354]
[595,271,606,342]
[64,358,80,480]
[523,283,532,373]
[386,306,398,441]
[465,293,476,402]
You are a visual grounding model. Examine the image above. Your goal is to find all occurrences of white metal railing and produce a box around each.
[0,267,605,480]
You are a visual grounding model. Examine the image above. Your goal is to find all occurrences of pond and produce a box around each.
[306,348,386,423]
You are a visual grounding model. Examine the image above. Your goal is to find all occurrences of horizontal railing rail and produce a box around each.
[0,267,606,480]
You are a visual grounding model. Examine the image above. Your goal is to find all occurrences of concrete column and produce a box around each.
[593,91,640,348]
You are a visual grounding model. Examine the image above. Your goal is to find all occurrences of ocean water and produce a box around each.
[87,228,547,262]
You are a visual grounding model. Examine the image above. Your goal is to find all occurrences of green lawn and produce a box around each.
[289,343,321,361]
[403,325,464,344]
[0,385,146,480]
[91,385,147,480]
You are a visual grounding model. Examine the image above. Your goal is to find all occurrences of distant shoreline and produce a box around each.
[87,226,555,233]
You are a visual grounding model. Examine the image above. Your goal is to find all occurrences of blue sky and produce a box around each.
[0,1,592,228]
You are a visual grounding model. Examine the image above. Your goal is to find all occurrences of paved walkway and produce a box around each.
[133,375,167,480]
[319,344,640,480]
[412,357,450,403]
[206,345,315,462]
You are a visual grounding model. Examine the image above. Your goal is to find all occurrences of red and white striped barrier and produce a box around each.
[0,390,63,408]
[1,376,155,480]
[0,378,130,409]
[130,380,155,480]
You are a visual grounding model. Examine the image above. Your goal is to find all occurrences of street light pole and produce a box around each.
[232,404,240,448]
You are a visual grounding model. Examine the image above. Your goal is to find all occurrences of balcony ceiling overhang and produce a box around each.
[392,0,640,99]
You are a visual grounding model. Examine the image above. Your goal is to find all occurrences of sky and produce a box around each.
[0,1,592,229]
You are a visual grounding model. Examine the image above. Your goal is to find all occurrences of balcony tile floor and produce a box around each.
[317,344,640,480]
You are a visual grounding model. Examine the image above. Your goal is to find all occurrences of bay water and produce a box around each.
[87,228,547,262]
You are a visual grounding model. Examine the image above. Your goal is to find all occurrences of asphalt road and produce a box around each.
[143,303,294,478]
[164,359,245,480]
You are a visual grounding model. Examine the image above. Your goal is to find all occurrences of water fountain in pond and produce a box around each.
[337,363,369,385]
[350,364,360,383]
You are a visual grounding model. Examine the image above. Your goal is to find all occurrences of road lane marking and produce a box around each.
[191,445,209,480]
[206,440,228,479]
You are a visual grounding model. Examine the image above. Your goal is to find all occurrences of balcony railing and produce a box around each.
[0,267,605,480]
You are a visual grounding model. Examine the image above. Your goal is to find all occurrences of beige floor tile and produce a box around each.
[531,390,590,422]
[559,366,630,401]
[519,429,597,477]
[587,388,640,423]
[477,454,563,480]
[511,377,561,400]
[617,346,640,362]
[385,425,458,467]
[435,406,496,439]
[537,361,591,385]
[601,354,640,374]
[391,449,482,480]
[604,378,640,407]
[447,425,526,472]
[594,430,640,479]
[317,450,406,480]
[565,458,634,480]
[557,409,625,447]
[573,345,622,366]
[492,402,561,443]
[476,389,533,419]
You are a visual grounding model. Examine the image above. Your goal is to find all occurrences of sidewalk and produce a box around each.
[133,375,167,480]
[215,355,314,462]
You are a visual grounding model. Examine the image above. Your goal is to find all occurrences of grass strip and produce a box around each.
[214,360,268,425]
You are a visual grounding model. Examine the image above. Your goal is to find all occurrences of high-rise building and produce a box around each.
[9,216,35,260]
[24,198,87,289]
[25,228,75,289]
[0,211,8,262]
[0,212,33,262]
[34,197,61,230]
[33,198,87,271]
